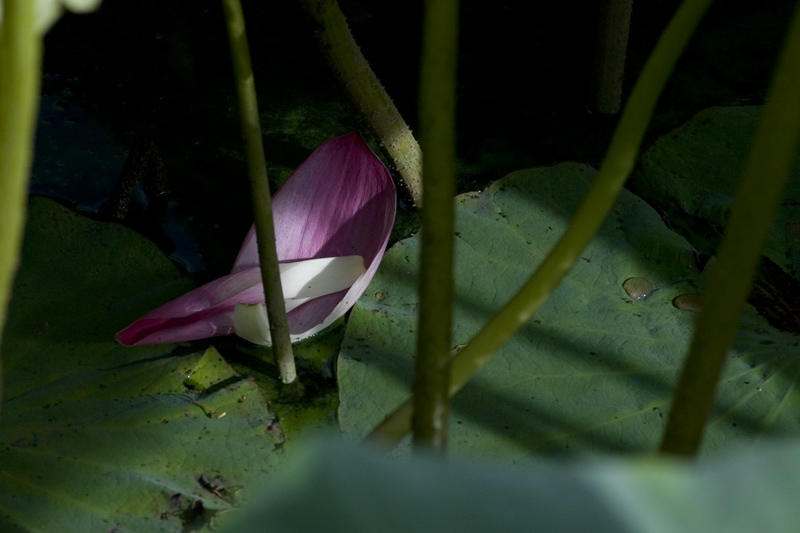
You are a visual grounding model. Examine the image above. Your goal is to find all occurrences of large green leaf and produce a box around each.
[0,198,284,532]
[338,162,800,462]
[636,106,800,275]
[2,197,193,399]
[0,348,282,532]
[220,436,800,533]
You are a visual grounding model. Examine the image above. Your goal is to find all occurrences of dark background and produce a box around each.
[33,0,793,277]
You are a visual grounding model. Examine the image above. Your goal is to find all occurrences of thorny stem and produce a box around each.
[412,0,459,453]
[0,0,41,409]
[660,1,800,456]
[297,0,424,207]
[367,0,714,448]
[221,0,297,385]
[589,0,634,114]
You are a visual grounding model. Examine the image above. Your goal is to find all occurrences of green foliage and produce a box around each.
[413,0,459,449]
[339,161,800,461]
[660,9,800,454]
[220,437,800,533]
[0,349,282,532]
[0,0,40,406]
[637,106,800,274]
[2,0,800,529]
[0,198,284,531]
[2,197,194,397]
[222,0,296,383]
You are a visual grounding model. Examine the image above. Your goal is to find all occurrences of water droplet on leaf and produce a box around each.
[673,294,703,312]
[623,277,654,300]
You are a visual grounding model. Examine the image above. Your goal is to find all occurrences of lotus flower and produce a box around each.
[116,132,396,346]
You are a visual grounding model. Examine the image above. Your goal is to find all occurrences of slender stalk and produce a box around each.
[412,0,459,453]
[660,3,800,456]
[589,0,634,114]
[221,0,297,384]
[297,0,423,207]
[0,0,41,408]
[367,0,714,448]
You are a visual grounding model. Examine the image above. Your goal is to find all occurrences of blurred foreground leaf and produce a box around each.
[220,436,800,533]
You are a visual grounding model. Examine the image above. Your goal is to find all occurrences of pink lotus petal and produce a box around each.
[117,132,396,346]
[234,131,396,339]
[116,268,264,345]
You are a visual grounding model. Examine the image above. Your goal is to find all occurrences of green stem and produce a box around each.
[412,0,459,453]
[221,0,297,384]
[367,0,714,448]
[589,0,634,114]
[297,0,423,207]
[0,0,41,408]
[660,3,800,457]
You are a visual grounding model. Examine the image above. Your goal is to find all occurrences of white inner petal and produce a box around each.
[279,255,365,299]
[234,303,272,346]
[234,255,366,345]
